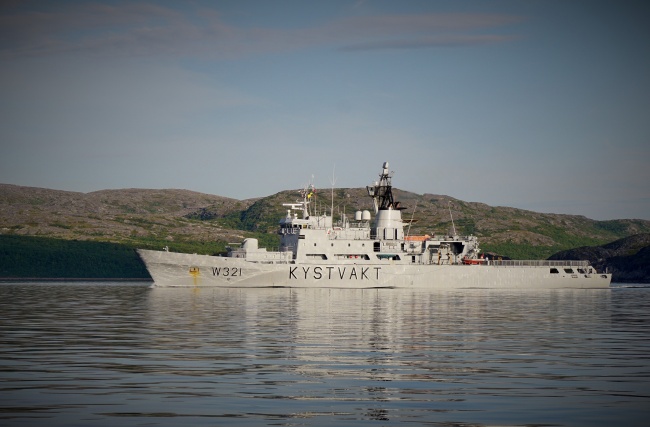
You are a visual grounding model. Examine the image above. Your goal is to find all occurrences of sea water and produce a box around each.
[0,282,649,426]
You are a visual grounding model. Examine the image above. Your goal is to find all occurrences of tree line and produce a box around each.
[0,235,151,278]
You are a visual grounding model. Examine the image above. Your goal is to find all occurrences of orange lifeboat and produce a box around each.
[462,257,487,265]
[405,234,430,242]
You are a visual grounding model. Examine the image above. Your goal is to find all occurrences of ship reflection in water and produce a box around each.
[143,286,647,426]
[1,283,649,426]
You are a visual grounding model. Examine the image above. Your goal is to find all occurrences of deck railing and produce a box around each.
[488,260,590,268]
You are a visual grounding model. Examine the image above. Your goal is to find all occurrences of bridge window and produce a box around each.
[550,268,559,274]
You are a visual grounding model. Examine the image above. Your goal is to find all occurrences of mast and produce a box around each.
[367,162,405,241]
[366,161,399,213]
[448,201,457,236]
[406,204,416,238]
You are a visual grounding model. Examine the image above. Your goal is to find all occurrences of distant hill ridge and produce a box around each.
[2,183,650,270]
[0,183,257,246]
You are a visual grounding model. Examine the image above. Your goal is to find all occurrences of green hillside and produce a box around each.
[2,183,650,278]
[0,235,150,279]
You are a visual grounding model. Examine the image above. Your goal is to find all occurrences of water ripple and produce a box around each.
[1,283,649,426]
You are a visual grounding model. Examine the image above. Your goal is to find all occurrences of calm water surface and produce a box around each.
[1,282,649,426]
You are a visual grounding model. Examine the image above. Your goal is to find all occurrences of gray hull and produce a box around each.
[137,249,611,289]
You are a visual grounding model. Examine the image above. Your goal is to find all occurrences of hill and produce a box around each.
[2,183,650,262]
[0,184,262,253]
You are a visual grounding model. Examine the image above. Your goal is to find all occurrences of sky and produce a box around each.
[1,0,649,220]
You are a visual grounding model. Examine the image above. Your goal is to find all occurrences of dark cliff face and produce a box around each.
[549,234,650,283]
[604,246,650,283]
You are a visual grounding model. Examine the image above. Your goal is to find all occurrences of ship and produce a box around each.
[137,162,612,288]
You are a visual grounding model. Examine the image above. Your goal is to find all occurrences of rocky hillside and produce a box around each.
[0,184,256,247]
[2,183,650,260]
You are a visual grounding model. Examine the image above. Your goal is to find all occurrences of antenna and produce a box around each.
[330,164,336,221]
[309,174,316,215]
[448,201,457,236]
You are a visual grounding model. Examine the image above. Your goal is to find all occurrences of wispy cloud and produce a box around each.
[339,34,518,51]
[0,3,523,59]
[0,3,229,58]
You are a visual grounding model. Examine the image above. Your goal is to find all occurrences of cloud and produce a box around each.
[0,3,523,59]
[339,34,518,51]
[0,3,229,58]
[331,13,522,35]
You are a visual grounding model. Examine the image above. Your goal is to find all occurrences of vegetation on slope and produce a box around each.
[2,183,650,278]
[0,235,150,278]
